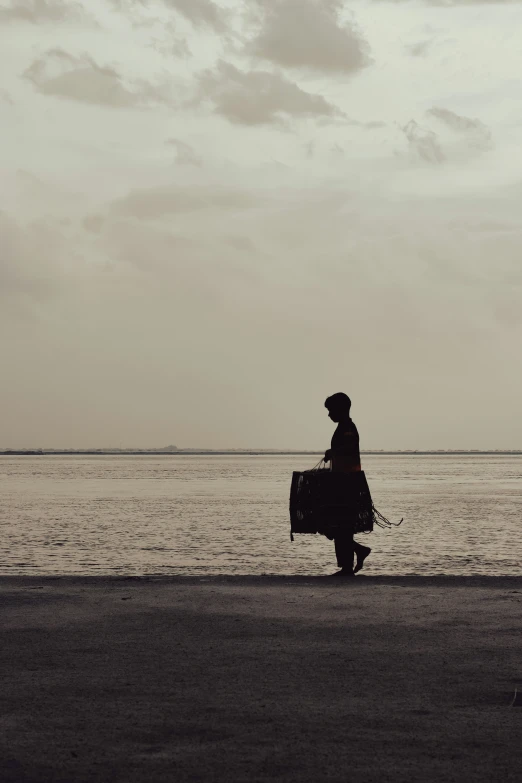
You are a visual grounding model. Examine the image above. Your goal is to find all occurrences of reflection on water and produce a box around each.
[1,454,521,576]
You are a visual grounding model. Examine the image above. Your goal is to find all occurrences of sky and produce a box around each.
[1,0,522,450]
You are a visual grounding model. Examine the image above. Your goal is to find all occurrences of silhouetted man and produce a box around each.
[324,393,371,577]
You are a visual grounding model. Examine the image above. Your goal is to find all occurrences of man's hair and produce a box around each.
[325,392,351,412]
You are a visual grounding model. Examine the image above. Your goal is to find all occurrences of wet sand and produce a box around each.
[1,575,521,782]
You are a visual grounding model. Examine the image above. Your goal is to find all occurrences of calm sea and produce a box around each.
[1,454,520,576]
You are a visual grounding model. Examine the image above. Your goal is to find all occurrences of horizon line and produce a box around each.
[1,448,522,456]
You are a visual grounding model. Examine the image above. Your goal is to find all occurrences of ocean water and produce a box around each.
[1,454,521,576]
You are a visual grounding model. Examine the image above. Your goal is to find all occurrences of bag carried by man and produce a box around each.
[289,461,401,541]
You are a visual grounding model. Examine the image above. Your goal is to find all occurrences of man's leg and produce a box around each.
[334,531,355,574]
[353,539,371,573]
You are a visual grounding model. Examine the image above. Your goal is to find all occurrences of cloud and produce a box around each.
[363,120,387,129]
[108,185,264,220]
[110,0,228,31]
[0,211,63,299]
[422,0,519,5]
[196,60,342,125]
[3,175,522,448]
[23,49,173,108]
[162,0,229,32]
[102,219,198,274]
[406,40,432,57]
[0,0,82,23]
[165,138,203,166]
[375,0,520,4]
[82,214,105,234]
[428,106,492,150]
[397,108,492,165]
[247,0,371,73]
[0,88,15,105]
[400,119,445,163]
[148,31,191,58]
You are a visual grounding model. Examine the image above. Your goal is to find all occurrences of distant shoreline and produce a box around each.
[1,450,522,457]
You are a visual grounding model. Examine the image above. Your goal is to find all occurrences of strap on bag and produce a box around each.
[310,458,330,472]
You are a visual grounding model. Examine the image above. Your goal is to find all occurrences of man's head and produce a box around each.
[325,392,351,422]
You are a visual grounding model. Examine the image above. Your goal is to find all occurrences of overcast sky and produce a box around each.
[1,0,522,450]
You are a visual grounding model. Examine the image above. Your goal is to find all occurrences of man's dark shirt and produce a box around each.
[331,417,361,473]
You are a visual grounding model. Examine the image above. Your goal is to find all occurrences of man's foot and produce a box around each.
[331,568,354,578]
[353,546,371,574]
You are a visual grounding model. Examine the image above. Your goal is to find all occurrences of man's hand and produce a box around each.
[324,449,332,463]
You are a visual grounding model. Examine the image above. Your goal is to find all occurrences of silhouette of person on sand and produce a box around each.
[324,393,371,577]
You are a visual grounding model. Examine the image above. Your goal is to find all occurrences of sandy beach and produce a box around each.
[1,575,521,782]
